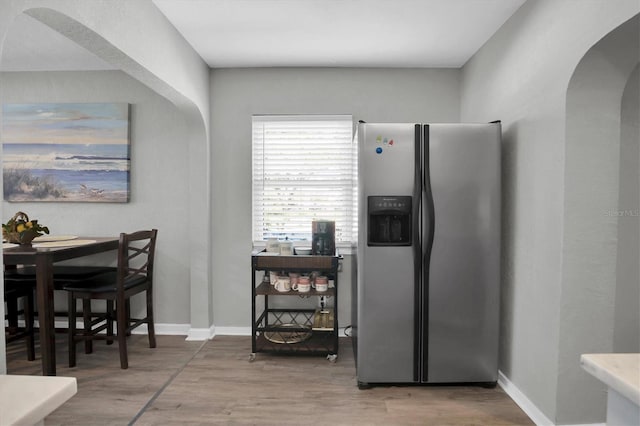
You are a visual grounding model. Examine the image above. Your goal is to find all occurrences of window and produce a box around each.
[252,115,356,247]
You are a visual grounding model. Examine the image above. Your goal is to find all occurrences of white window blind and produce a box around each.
[252,115,355,246]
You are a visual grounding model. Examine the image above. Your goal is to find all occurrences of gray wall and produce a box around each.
[460,1,639,424]
[614,65,640,353]
[1,70,191,325]
[209,68,461,329]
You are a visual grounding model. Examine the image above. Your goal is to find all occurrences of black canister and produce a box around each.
[312,220,335,255]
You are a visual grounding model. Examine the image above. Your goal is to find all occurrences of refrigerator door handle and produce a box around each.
[413,124,422,256]
[423,125,435,261]
[412,124,423,382]
[421,124,436,382]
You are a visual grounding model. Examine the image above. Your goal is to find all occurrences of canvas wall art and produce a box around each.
[2,103,130,203]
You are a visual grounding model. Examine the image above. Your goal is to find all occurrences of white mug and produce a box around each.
[293,282,311,293]
[313,280,328,292]
[274,276,291,292]
[315,283,328,292]
[313,275,328,292]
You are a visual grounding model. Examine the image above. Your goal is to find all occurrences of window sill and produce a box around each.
[252,243,355,256]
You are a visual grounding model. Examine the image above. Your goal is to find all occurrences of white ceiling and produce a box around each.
[1,0,525,71]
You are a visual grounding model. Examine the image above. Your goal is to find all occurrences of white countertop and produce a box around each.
[0,374,77,425]
[581,353,640,405]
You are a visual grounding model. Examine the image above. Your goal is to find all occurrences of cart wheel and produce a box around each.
[326,354,338,363]
[249,353,256,362]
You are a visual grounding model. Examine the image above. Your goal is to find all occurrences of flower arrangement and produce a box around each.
[2,211,50,245]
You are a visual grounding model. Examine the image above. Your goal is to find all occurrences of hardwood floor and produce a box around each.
[6,335,533,425]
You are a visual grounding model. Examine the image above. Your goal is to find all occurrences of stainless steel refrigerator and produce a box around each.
[352,122,501,387]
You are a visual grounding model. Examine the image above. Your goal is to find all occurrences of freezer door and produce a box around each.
[356,123,419,384]
[425,123,501,383]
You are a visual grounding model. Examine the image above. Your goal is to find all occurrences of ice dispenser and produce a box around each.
[367,196,412,246]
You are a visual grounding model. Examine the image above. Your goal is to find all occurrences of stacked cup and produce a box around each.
[293,275,311,293]
[313,275,329,292]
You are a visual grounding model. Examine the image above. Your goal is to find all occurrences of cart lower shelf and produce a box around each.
[253,331,337,355]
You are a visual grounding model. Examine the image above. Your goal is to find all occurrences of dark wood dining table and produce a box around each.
[3,237,119,375]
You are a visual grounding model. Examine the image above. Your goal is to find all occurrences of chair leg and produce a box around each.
[146,289,156,348]
[24,290,35,361]
[125,299,131,336]
[82,299,93,354]
[116,299,128,369]
[68,292,77,368]
[106,300,114,345]
[6,296,19,335]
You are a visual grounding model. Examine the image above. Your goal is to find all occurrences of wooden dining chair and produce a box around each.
[63,229,158,369]
[5,265,117,331]
[4,281,36,361]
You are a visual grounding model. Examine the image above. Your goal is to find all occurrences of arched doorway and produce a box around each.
[559,13,639,423]
[0,2,213,373]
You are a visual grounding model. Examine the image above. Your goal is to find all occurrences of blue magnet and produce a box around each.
[376,147,383,154]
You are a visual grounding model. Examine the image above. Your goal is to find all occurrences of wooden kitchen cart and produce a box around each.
[250,251,341,362]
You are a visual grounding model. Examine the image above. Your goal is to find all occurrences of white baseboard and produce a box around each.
[498,371,606,426]
[214,326,251,336]
[32,319,192,336]
[212,327,351,337]
[185,324,215,341]
[20,319,193,338]
[13,320,351,341]
[498,370,554,425]
[132,323,191,336]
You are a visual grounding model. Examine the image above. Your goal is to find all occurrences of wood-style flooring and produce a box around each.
[6,334,534,425]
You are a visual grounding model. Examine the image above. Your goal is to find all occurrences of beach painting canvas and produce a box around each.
[2,103,130,202]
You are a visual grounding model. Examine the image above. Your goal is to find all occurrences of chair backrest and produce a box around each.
[116,229,158,292]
